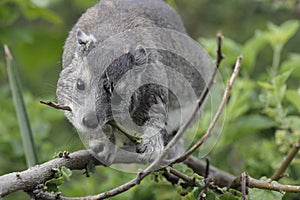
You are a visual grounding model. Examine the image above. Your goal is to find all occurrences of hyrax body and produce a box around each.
[57,0,212,165]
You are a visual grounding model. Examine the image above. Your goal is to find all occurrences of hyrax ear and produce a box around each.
[76,28,96,49]
[134,45,148,66]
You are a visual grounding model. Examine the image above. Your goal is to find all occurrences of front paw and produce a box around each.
[137,151,161,164]
[89,140,117,166]
[136,133,164,163]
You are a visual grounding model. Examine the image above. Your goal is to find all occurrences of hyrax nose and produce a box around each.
[82,112,99,129]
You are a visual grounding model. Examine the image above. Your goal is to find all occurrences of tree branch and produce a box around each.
[3,149,300,199]
[216,32,225,67]
[198,177,212,200]
[184,156,236,188]
[0,150,98,197]
[168,167,195,187]
[171,56,242,164]
[271,138,300,181]
[247,176,300,193]
[40,100,72,112]
[144,32,225,172]
[241,172,248,200]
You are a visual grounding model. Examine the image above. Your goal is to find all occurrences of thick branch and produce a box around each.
[0,149,236,199]
[184,156,235,187]
[3,149,300,199]
[0,150,97,197]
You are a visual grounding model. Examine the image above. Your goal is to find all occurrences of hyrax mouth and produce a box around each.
[107,121,142,145]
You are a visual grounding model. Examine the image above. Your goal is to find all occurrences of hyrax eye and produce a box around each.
[76,78,85,90]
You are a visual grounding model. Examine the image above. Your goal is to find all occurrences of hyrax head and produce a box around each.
[56,29,148,134]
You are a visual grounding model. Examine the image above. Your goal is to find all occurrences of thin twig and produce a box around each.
[205,158,210,179]
[143,33,225,172]
[168,167,195,187]
[172,56,242,164]
[271,139,300,181]
[198,177,212,200]
[162,171,179,185]
[92,172,149,199]
[216,32,225,67]
[197,158,211,199]
[40,100,72,111]
[248,175,300,193]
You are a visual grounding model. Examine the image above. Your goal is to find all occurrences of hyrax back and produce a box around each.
[57,0,211,165]
[62,0,186,69]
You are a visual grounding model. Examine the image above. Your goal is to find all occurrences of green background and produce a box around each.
[0,0,299,199]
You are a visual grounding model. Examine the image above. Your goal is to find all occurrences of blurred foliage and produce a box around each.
[0,0,300,199]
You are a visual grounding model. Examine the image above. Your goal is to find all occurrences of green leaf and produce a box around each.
[191,187,201,199]
[86,160,96,174]
[233,114,277,131]
[0,5,20,26]
[272,70,292,90]
[44,182,59,193]
[242,30,269,72]
[4,45,38,167]
[248,188,284,200]
[227,78,256,121]
[199,38,217,58]
[61,166,72,181]
[258,81,274,91]
[219,193,240,200]
[19,4,62,24]
[182,192,197,200]
[265,20,299,49]
[281,54,300,78]
[286,116,300,132]
[206,189,219,200]
[29,7,61,24]
[47,177,64,185]
[44,177,64,193]
[109,121,142,144]
[286,90,300,112]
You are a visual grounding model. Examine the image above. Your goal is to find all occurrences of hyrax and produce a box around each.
[57,0,212,165]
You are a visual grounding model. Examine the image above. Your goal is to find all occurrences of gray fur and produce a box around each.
[57,0,212,166]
